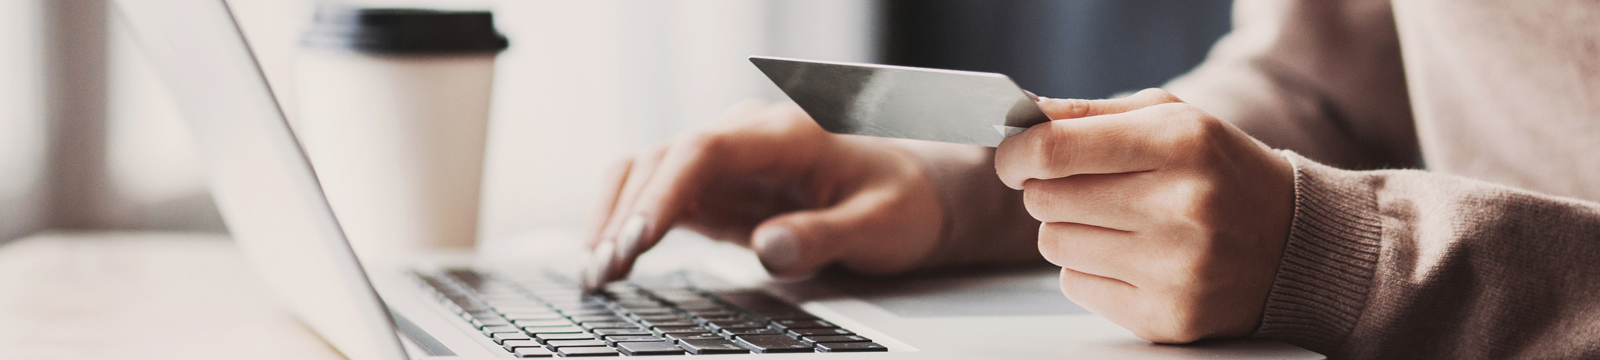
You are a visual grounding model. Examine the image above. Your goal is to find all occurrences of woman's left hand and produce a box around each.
[995,88,1297,343]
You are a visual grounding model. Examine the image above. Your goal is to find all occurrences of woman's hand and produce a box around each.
[995,89,1296,343]
[583,101,944,289]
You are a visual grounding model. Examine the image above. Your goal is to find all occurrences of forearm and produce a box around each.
[891,139,1045,269]
[1163,0,1418,170]
[1257,151,1600,359]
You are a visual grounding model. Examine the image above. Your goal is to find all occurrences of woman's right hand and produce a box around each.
[580,100,946,290]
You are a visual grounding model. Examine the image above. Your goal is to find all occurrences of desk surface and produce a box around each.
[0,232,345,360]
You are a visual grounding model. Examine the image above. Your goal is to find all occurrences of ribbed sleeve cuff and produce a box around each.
[1252,151,1384,352]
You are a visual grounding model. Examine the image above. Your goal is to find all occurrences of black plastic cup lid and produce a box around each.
[303,6,509,55]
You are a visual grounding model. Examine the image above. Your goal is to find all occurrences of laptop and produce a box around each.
[111,0,1324,358]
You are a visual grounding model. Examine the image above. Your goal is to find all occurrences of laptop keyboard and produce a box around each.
[416,268,888,357]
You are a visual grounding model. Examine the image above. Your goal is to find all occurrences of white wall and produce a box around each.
[0,0,48,241]
[95,0,879,242]
[478,0,880,241]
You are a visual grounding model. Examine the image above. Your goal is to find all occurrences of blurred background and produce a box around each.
[0,0,1228,244]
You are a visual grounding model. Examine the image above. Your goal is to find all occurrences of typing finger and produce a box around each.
[586,107,827,289]
[585,157,634,249]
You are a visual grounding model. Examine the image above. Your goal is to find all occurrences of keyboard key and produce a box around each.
[604,335,665,345]
[463,308,499,316]
[503,312,565,321]
[787,328,853,337]
[593,329,651,337]
[667,299,723,308]
[616,341,687,356]
[663,332,723,343]
[734,334,814,353]
[560,309,616,317]
[553,305,611,313]
[802,335,871,345]
[652,326,709,335]
[556,346,619,357]
[580,322,640,330]
[488,300,547,309]
[496,306,558,314]
[720,328,781,337]
[673,303,728,312]
[623,308,678,316]
[472,317,512,328]
[524,325,584,335]
[501,339,543,351]
[694,315,747,323]
[705,320,766,331]
[686,310,740,318]
[514,319,573,328]
[715,292,800,315]
[678,338,751,355]
[631,314,688,322]
[545,339,607,348]
[770,319,834,330]
[815,341,888,352]
[491,332,534,344]
[512,347,556,358]
[639,319,698,328]
[656,294,713,302]
[480,325,522,335]
[534,333,595,343]
[568,315,625,323]
[613,300,664,308]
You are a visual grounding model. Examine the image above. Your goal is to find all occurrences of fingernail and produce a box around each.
[616,215,647,260]
[752,227,799,273]
[584,241,616,290]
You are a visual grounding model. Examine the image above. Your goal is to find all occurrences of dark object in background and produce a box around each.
[883,0,1232,100]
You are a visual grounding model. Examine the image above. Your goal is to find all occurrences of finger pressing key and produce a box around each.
[582,214,649,291]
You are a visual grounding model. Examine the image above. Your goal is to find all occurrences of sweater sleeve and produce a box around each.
[1258,151,1600,359]
[1163,0,1419,171]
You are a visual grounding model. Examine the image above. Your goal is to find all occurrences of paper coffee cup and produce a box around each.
[294,6,508,258]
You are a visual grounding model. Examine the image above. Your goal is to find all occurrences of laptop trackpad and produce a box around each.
[826,266,1090,317]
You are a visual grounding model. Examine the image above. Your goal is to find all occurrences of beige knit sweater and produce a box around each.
[905,0,1600,358]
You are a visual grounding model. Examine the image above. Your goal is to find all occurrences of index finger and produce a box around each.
[995,103,1193,189]
[1035,88,1183,120]
[586,106,828,288]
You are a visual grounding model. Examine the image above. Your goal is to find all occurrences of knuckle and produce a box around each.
[1063,99,1092,118]
[1032,124,1074,171]
[1142,87,1183,104]
[1037,98,1093,119]
[1154,104,1220,151]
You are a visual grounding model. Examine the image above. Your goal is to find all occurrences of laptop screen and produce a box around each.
[111,0,406,359]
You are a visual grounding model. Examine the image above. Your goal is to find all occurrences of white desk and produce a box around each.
[0,232,344,359]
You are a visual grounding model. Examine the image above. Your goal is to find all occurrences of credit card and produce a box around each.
[750,56,1049,147]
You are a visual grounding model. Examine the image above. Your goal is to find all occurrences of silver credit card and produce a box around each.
[751,56,1049,147]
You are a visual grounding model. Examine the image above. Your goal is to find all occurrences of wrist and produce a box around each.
[1251,151,1384,352]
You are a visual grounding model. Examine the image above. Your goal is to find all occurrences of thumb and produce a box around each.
[749,194,894,279]
[1036,88,1184,120]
